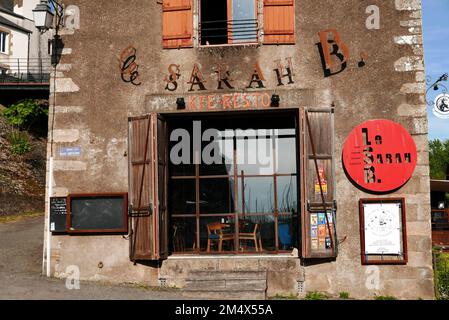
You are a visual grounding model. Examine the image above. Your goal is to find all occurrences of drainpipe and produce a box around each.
[46,156,54,277]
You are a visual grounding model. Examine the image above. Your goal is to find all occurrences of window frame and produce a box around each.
[198,0,260,47]
[66,193,129,234]
[167,111,300,255]
[0,31,9,54]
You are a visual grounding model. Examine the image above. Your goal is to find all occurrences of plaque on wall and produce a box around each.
[359,198,408,265]
[50,197,68,233]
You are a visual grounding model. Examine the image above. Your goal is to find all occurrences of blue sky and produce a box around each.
[422,0,449,140]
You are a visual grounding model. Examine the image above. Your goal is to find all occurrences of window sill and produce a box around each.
[168,253,298,260]
[198,42,260,49]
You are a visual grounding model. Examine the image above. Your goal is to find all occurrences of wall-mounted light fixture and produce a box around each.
[33,0,64,33]
[271,94,280,107]
[176,98,186,110]
[33,0,65,66]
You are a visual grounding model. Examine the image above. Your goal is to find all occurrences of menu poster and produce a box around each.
[363,202,402,255]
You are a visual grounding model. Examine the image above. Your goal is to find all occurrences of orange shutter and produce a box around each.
[163,0,193,49]
[263,0,295,44]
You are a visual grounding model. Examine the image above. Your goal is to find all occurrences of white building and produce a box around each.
[0,0,51,83]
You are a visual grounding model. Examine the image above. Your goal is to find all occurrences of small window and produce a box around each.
[0,32,8,54]
[199,0,258,46]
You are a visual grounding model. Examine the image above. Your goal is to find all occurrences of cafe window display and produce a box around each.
[169,112,299,254]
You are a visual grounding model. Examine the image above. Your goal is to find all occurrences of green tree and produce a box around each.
[429,139,449,179]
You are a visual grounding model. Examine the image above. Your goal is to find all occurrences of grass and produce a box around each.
[305,291,329,300]
[0,212,44,224]
[339,292,350,299]
[434,251,449,300]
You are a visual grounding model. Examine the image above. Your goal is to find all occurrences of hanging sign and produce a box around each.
[433,94,449,119]
[342,119,417,193]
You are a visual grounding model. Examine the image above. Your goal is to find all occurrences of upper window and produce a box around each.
[200,0,258,46]
[0,32,8,54]
[162,0,295,49]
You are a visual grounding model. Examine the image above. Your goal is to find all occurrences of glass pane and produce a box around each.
[277,176,298,213]
[172,217,197,253]
[200,134,234,176]
[232,0,257,43]
[276,135,297,174]
[200,216,236,253]
[169,179,196,214]
[200,0,228,45]
[239,177,275,214]
[236,129,275,175]
[200,178,235,214]
[239,215,276,252]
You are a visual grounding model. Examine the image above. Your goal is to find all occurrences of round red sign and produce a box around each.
[342,119,417,193]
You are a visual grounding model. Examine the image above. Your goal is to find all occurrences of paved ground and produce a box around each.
[0,215,187,300]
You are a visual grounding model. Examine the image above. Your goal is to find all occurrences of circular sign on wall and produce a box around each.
[433,94,449,119]
[342,119,417,193]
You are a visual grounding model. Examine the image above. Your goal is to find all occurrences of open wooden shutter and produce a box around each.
[128,114,169,261]
[163,0,193,49]
[263,0,295,44]
[156,115,169,259]
[300,107,337,259]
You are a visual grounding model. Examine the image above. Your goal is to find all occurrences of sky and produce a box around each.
[422,0,449,140]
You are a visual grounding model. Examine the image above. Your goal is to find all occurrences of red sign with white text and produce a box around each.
[342,120,417,193]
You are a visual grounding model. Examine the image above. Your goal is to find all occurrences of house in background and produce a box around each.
[431,172,449,251]
[0,0,51,106]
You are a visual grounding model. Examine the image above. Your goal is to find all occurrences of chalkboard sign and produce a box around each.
[50,197,68,233]
[67,193,128,234]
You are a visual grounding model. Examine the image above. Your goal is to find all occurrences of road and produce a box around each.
[0,215,186,300]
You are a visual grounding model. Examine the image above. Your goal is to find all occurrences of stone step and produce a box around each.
[187,270,267,281]
[182,289,266,300]
[185,279,267,290]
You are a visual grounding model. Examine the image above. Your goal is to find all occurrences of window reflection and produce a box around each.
[239,177,275,214]
[277,176,297,213]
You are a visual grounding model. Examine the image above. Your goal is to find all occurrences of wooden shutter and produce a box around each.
[128,114,169,261]
[299,107,337,259]
[163,0,193,49]
[263,0,295,44]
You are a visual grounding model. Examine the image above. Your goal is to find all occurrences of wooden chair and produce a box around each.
[239,223,263,253]
[207,222,234,253]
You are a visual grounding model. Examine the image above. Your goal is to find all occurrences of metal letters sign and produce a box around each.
[342,120,417,193]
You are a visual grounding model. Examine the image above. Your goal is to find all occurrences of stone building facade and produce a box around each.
[43,0,434,299]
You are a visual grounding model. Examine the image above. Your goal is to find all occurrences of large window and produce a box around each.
[0,32,8,54]
[168,112,299,254]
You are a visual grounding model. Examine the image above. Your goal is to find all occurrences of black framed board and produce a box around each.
[50,197,68,233]
[67,193,128,234]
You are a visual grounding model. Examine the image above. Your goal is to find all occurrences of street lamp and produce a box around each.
[33,0,65,66]
[33,0,64,34]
